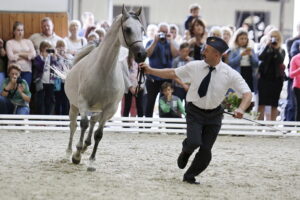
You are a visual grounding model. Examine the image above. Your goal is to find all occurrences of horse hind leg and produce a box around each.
[66,104,79,158]
[72,110,89,164]
[81,113,100,154]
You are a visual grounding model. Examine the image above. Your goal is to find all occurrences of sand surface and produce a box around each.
[0,130,299,200]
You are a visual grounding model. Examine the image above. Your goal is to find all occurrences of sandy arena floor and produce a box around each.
[0,130,299,200]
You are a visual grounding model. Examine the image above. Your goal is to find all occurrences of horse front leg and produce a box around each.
[87,123,104,171]
[66,104,79,158]
[72,111,89,164]
[82,113,100,154]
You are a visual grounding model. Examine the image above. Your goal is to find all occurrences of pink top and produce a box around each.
[6,39,36,72]
[290,53,300,89]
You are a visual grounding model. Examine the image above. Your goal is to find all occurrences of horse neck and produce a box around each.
[93,16,122,73]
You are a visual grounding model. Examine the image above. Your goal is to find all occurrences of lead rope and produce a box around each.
[135,66,145,97]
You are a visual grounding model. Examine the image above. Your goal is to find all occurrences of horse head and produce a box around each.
[119,5,147,63]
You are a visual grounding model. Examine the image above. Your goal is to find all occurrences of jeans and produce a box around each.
[0,72,5,92]
[20,72,32,87]
[0,96,29,114]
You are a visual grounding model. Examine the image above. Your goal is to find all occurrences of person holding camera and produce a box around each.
[6,21,36,87]
[145,22,179,117]
[0,64,31,114]
[32,41,58,115]
[257,29,285,121]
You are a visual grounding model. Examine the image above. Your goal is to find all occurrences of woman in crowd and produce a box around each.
[6,21,36,86]
[257,29,285,120]
[188,18,206,60]
[64,20,87,57]
[0,64,31,114]
[228,28,259,92]
[121,51,145,117]
[0,38,7,91]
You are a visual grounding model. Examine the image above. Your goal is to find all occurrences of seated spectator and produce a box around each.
[228,28,259,92]
[188,18,206,60]
[29,17,63,51]
[184,3,201,30]
[6,21,36,86]
[32,41,58,115]
[0,38,7,92]
[64,20,87,57]
[159,82,185,118]
[172,42,193,102]
[54,40,72,115]
[0,64,31,114]
[121,51,145,117]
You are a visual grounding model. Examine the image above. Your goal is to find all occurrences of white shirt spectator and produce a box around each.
[175,60,250,109]
[29,33,63,50]
[64,37,87,54]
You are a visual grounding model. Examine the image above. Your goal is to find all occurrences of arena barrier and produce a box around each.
[0,114,299,136]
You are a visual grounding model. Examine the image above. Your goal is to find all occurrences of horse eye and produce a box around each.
[125,27,131,34]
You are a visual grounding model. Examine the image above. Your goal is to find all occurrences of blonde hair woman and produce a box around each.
[257,29,285,120]
[64,20,87,56]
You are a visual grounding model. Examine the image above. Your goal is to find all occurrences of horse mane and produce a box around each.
[72,15,123,66]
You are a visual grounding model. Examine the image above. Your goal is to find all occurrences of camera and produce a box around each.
[158,32,166,41]
[271,37,277,45]
[17,77,22,84]
[46,48,55,54]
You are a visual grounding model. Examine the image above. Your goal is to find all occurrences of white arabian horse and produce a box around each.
[64,6,147,171]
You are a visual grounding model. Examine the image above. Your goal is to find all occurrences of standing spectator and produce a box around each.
[290,50,300,121]
[84,26,96,40]
[95,28,106,43]
[184,3,201,30]
[121,51,145,117]
[285,22,300,121]
[0,38,7,92]
[170,24,182,46]
[29,17,63,50]
[159,82,185,118]
[64,20,87,57]
[188,18,206,60]
[79,12,95,37]
[54,40,72,115]
[209,26,222,38]
[172,42,193,102]
[6,21,36,86]
[143,24,158,47]
[32,41,58,115]
[221,26,233,45]
[0,64,31,114]
[257,29,285,121]
[145,23,178,117]
[228,28,259,92]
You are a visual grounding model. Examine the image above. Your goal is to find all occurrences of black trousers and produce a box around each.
[183,103,223,180]
[145,79,170,117]
[122,90,144,117]
[293,87,300,121]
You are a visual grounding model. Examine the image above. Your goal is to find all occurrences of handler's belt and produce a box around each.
[189,103,221,113]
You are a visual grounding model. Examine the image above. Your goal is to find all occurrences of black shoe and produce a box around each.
[183,177,200,185]
[177,151,191,169]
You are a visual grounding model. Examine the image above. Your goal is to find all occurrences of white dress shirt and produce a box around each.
[175,60,250,109]
[29,33,63,50]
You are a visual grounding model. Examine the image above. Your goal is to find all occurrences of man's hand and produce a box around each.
[233,108,244,119]
[139,63,152,74]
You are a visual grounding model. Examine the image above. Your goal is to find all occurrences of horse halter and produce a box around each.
[120,13,144,50]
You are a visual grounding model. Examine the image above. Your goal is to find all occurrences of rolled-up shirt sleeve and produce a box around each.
[174,63,192,83]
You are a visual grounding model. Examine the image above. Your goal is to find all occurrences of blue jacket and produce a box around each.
[228,48,259,73]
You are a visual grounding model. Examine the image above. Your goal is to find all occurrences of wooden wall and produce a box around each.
[0,12,68,41]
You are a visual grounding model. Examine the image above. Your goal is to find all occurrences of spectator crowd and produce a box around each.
[1,3,300,122]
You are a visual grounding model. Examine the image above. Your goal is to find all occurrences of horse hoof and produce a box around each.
[72,153,81,164]
[87,167,96,172]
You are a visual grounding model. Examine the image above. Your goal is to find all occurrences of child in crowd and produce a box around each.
[32,41,58,115]
[184,3,201,30]
[159,82,186,118]
[54,40,72,115]
[172,42,193,102]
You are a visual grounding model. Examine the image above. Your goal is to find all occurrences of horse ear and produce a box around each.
[122,4,130,18]
[135,7,142,16]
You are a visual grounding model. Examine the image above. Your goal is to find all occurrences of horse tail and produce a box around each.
[73,42,99,65]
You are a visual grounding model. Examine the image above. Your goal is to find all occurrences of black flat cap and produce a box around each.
[206,36,229,54]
